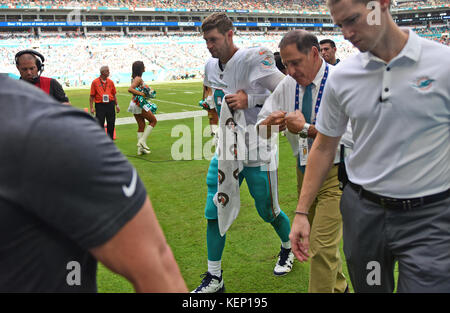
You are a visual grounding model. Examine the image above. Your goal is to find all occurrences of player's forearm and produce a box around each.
[296,133,340,214]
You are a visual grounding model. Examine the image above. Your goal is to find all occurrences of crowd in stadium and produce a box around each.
[0,31,360,86]
[1,0,448,11]
[2,23,448,86]
[1,0,328,11]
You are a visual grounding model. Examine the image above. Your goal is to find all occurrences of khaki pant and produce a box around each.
[296,164,347,293]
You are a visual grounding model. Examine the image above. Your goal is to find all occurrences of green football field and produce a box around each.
[67,80,358,293]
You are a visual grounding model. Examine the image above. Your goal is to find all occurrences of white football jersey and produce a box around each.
[205,47,283,166]
[204,47,282,125]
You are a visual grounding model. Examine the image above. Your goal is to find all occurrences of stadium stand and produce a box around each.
[0,32,358,86]
[0,0,329,12]
[0,0,448,85]
[0,0,449,11]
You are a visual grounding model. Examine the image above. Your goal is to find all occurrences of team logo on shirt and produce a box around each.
[217,193,230,206]
[122,168,137,198]
[261,56,274,69]
[412,76,435,91]
[259,48,274,69]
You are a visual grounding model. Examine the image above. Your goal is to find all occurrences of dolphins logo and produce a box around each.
[217,193,229,206]
[412,77,435,91]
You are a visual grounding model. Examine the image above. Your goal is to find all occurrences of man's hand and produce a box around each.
[265,110,287,131]
[225,90,248,110]
[285,110,306,134]
[90,106,95,115]
[308,125,318,138]
[289,214,311,262]
[116,104,120,113]
[258,110,287,139]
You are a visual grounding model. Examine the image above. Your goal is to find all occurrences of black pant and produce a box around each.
[340,184,450,292]
[95,102,115,139]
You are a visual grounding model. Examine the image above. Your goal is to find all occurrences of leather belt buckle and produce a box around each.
[380,197,398,209]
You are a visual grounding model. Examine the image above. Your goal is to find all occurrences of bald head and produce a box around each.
[17,53,38,65]
[16,53,40,83]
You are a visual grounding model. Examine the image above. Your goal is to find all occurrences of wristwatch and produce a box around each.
[299,122,310,138]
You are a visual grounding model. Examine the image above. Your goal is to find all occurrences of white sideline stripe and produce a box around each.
[116,110,207,125]
[152,98,198,108]
[117,93,197,108]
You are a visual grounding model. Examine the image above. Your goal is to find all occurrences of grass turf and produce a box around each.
[66,81,359,293]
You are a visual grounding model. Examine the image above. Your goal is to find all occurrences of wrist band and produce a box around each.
[295,211,309,216]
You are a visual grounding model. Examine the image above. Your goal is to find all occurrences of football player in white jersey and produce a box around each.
[191,13,294,293]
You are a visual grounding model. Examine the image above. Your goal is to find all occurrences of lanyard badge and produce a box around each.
[295,64,329,164]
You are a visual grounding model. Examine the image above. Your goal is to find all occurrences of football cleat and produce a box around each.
[137,147,150,155]
[191,271,225,293]
[137,141,151,152]
[273,246,294,276]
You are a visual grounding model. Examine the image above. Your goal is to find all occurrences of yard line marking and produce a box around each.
[115,110,207,125]
[117,93,197,108]
[152,99,197,108]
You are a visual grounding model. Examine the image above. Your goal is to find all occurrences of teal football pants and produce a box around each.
[204,155,291,261]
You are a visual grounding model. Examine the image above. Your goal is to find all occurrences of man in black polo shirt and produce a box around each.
[0,75,187,293]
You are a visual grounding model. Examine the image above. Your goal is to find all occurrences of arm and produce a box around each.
[89,96,96,114]
[50,79,70,105]
[290,132,341,262]
[90,197,187,293]
[226,71,285,110]
[258,111,287,139]
[112,83,120,113]
[256,77,287,138]
[202,84,211,101]
[128,77,146,97]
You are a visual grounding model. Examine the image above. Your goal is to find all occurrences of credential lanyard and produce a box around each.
[100,78,107,92]
[294,63,329,125]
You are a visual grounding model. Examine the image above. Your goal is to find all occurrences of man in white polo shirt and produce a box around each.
[257,30,349,293]
[290,0,450,292]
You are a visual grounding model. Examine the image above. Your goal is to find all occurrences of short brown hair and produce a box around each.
[279,30,320,55]
[201,12,233,34]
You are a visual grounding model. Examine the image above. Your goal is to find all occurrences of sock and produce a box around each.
[207,260,222,278]
[281,241,291,249]
[141,125,153,142]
